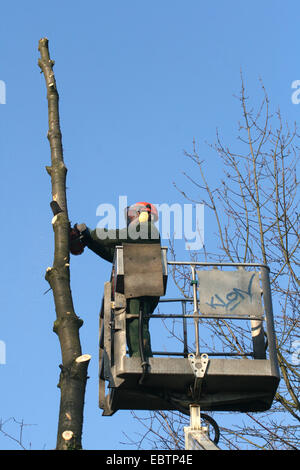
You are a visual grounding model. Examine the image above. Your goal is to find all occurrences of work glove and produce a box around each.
[69,223,87,255]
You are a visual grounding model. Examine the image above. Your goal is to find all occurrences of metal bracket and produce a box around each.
[188,353,209,401]
[188,353,209,378]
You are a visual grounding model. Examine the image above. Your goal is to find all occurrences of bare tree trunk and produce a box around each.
[38,38,91,450]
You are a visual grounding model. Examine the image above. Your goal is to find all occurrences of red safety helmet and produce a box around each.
[126,202,158,222]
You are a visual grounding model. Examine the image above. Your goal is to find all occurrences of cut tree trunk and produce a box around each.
[38,38,91,450]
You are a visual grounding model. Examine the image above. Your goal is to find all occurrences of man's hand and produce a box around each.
[69,224,86,255]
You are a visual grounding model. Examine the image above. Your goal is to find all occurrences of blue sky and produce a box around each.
[0,0,299,450]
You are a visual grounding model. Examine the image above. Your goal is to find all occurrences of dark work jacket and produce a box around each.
[83,221,161,263]
[83,221,161,321]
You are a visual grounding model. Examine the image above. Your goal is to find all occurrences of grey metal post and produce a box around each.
[260,267,280,376]
[191,266,200,357]
[182,300,189,358]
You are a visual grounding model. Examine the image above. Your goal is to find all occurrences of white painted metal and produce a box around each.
[184,405,220,451]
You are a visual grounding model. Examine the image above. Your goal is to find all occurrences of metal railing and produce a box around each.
[141,261,277,362]
[148,297,256,358]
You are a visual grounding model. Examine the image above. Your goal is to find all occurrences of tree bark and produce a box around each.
[38,38,91,450]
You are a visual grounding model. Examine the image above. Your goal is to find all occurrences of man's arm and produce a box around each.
[70,221,161,261]
[70,224,116,262]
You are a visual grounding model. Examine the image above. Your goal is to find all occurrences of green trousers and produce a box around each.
[126,296,159,358]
